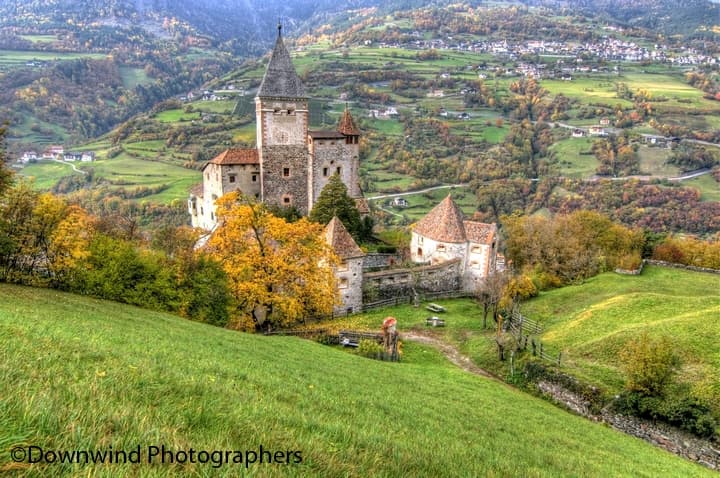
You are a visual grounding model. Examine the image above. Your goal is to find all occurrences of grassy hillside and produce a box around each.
[521,266,720,403]
[0,284,713,477]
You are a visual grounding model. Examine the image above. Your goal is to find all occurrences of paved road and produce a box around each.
[49,158,88,175]
[367,183,469,201]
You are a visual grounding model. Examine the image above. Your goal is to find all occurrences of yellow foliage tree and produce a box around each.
[207,193,338,331]
[48,205,95,285]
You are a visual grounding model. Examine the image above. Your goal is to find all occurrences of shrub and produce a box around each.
[619,333,679,396]
[612,391,718,439]
[356,339,384,360]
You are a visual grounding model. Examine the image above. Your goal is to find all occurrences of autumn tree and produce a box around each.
[208,193,338,331]
[619,333,679,396]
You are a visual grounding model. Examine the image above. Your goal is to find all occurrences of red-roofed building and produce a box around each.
[411,195,498,290]
[189,148,261,229]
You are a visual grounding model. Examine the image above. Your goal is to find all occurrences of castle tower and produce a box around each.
[307,106,362,211]
[337,106,362,198]
[256,24,310,213]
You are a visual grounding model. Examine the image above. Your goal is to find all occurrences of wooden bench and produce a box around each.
[338,330,383,348]
[426,316,446,327]
[426,303,446,313]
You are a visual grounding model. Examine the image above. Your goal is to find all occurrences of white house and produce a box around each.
[411,195,498,291]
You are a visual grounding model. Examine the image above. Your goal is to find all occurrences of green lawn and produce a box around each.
[0,284,712,477]
[18,161,79,189]
[0,50,106,66]
[550,137,598,178]
[684,174,720,202]
[154,109,201,123]
[521,266,720,403]
[81,156,200,203]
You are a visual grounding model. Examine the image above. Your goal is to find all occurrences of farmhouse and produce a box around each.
[188,25,363,230]
[410,195,498,291]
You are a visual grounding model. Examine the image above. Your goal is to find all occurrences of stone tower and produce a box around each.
[256,24,310,214]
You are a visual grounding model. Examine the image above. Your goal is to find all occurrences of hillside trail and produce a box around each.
[402,331,494,379]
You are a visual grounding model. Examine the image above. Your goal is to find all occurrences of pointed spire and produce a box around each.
[413,194,466,243]
[324,217,364,259]
[257,25,306,99]
[338,105,360,135]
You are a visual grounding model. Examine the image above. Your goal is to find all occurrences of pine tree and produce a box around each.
[309,173,362,240]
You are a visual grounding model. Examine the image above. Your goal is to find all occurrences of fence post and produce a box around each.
[557,352,562,366]
[540,343,544,358]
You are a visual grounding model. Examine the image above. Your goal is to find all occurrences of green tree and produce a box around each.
[309,173,363,241]
[0,123,13,196]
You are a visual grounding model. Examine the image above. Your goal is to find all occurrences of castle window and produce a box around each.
[417,247,423,257]
[354,137,359,144]
[330,141,335,145]
[274,107,281,114]
[283,167,290,177]
[339,277,348,289]
[471,245,482,254]
[437,244,446,252]
[336,166,341,175]
[252,174,258,182]
[229,174,236,183]
[337,261,349,272]
[282,194,292,205]
[287,108,295,115]
[323,167,328,177]
[346,136,352,145]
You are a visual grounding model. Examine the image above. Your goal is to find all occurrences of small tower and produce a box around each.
[256,23,310,213]
[324,217,365,315]
[337,105,362,198]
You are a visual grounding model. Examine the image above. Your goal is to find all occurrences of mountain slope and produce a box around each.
[0,284,713,476]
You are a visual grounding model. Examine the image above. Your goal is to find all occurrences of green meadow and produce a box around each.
[0,50,107,66]
[521,266,720,403]
[0,284,713,477]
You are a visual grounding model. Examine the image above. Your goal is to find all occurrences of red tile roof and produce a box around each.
[338,107,360,135]
[324,217,364,259]
[355,197,370,215]
[413,195,466,243]
[206,148,259,166]
[464,221,496,245]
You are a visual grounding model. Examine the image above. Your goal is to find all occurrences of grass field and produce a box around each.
[0,50,106,66]
[119,67,151,89]
[521,266,720,403]
[18,161,78,189]
[684,174,720,202]
[0,284,713,477]
[550,137,598,178]
[154,109,201,123]
[637,145,678,177]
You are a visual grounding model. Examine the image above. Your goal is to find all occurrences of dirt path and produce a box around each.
[402,331,494,378]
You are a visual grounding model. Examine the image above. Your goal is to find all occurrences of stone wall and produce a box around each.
[363,259,462,301]
[646,259,720,275]
[536,380,720,470]
[335,256,363,315]
[363,253,403,271]
[308,139,356,211]
[261,145,310,215]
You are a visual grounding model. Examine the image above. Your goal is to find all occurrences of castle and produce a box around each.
[188,25,363,230]
[187,27,499,314]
